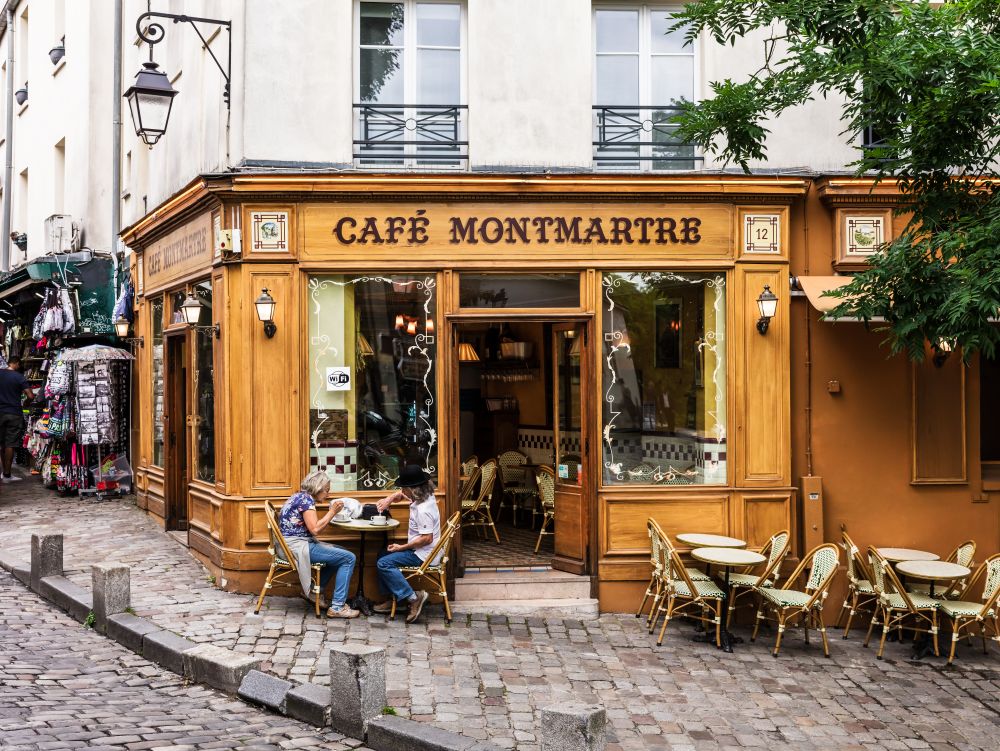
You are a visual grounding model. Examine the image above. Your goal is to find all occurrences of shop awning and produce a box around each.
[798,276,853,313]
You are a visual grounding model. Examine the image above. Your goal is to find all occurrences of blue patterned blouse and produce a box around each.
[277,491,316,539]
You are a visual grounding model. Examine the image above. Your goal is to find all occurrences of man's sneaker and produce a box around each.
[405,590,429,624]
[1,475,21,483]
[326,604,360,619]
[372,601,394,614]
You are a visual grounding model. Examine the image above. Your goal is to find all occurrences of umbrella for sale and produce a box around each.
[58,344,134,362]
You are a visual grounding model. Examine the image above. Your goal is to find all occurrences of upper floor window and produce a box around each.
[593,5,698,171]
[356,1,467,168]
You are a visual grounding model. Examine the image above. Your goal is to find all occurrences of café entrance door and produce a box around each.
[164,334,189,531]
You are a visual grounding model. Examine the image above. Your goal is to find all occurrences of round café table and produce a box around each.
[877,548,940,563]
[895,560,970,599]
[690,546,766,653]
[331,517,400,614]
[676,533,747,549]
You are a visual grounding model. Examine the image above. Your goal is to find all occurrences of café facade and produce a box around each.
[121,173,999,612]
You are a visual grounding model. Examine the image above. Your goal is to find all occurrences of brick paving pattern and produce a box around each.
[2,478,1000,750]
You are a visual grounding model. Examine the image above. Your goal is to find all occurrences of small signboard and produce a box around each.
[557,464,569,479]
[326,366,352,391]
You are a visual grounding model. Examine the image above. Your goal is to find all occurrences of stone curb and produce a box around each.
[106,612,162,654]
[286,681,332,728]
[38,575,93,623]
[238,669,293,714]
[143,629,198,675]
[367,714,505,751]
[183,643,263,695]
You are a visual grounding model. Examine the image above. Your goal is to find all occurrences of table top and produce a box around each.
[877,547,940,563]
[331,518,400,532]
[691,547,767,567]
[895,560,970,581]
[676,533,747,549]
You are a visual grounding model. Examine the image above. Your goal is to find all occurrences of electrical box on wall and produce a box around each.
[216,228,241,257]
[801,476,825,552]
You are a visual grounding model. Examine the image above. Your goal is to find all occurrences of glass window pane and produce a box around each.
[308,274,437,492]
[596,55,639,105]
[360,2,404,45]
[151,297,165,467]
[193,281,215,484]
[602,272,727,486]
[652,55,694,105]
[596,9,638,53]
[417,3,460,47]
[360,47,404,103]
[459,274,580,308]
[418,48,459,103]
[651,13,692,53]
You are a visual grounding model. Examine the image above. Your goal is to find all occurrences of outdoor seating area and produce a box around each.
[640,519,1000,664]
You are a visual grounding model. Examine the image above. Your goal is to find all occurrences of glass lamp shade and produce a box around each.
[937,338,954,353]
[124,62,178,146]
[254,288,276,323]
[756,285,778,319]
[114,317,130,338]
[458,342,481,362]
[180,293,203,325]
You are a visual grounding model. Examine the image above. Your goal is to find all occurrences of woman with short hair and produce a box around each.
[278,471,359,618]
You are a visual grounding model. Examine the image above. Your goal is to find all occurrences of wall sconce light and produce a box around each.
[254,288,277,338]
[180,292,220,338]
[756,285,778,335]
[406,320,418,336]
[933,337,955,368]
[425,317,435,335]
[113,316,144,347]
[458,342,481,362]
[394,314,405,330]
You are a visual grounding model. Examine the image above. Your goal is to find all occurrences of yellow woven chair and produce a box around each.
[254,500,324,618]
[836,528,879,638]
[533,465,556,553]
[751,543,840,658]
[909,539,977,600]
[497,450,536,526]
[651,545,726,648]
[725,529,789,628]
[461,459,500,543]
[390,511,461,624]
[864,547,940,660]
[938,553,1000,665]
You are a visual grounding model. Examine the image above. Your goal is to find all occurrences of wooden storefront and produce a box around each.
[121,173,999,613]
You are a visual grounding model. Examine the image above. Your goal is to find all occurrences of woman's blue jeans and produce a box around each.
[308,541,356,609]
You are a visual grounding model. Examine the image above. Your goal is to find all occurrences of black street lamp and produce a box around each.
[756,285,778,335]
[126,11,231,147]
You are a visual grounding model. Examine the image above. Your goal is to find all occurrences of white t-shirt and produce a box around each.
[408,495,441,562]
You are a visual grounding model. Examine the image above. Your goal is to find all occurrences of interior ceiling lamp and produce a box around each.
[756,285,778,335]
[254,288,277,338]
[458,342,481,362]
[181,292,220,338]
[127,11,231,147]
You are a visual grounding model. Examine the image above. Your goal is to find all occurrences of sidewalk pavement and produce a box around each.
[1,478,999,750]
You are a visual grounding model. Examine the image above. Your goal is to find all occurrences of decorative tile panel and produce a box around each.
[250,210,289,252]
[744,214,781,254]
[843,215,884,255]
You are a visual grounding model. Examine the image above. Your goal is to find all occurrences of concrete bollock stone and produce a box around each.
[238,669,293,714]
[30,533,63,592]
[105,612,163,654]
[286,681,332,728]
[366,714,506,751]
[91,564,130,632]
[182,643,263,695]
[142,629,198,675]
[38,576,93,623]
[329,644,386,739]
[541,704,607,751]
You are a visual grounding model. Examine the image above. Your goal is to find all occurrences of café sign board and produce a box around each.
[142,212,214,292]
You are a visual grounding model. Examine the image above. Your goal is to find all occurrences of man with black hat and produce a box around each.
[373,464,440,623]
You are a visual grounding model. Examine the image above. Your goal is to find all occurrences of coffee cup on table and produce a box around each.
[371,515,388,526]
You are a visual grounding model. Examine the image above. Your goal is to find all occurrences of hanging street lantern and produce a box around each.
[123,62,178,146]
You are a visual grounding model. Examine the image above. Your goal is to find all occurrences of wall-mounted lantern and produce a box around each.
[254,288,277,338]
[933,337,955,368]
[114,316,144,347]
[180,292,220,337]
[756,285,778,335]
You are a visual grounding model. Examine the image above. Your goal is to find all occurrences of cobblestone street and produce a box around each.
[1,481,999,750]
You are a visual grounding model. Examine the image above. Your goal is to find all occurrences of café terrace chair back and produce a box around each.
[636,518,666,622]
[460,459,500,544]
[497,449,536,527]
[390,510,462,624]
[653,546,726,648]
[751,543,840,658]
[836,528,879,637]
[254,500,324,618]
[725,528,790,628]
[863,547,940,660]
[533,465,556,553]
[910,539,977,600]
[461,455,479,478]
[938,553,1000,664]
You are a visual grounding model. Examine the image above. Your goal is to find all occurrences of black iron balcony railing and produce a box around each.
[354,103,468,168]
[593,105,702,170]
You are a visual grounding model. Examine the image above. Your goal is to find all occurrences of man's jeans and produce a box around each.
[308,541,356,609]
[376,549,423,602]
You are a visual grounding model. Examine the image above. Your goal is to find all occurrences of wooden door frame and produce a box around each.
[164,330,190,531]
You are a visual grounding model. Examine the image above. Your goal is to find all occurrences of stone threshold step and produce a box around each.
[457,569,588,584]
[451,598,600,620]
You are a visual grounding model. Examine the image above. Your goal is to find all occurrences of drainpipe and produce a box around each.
[1,5,15,272]
[112,0,123,286]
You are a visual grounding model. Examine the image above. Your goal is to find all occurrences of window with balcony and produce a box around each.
[356,0,466,168]
[593,5,698,170]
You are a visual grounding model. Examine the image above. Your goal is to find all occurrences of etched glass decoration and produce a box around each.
[150,297,165,466]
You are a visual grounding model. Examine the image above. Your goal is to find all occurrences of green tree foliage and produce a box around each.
[671,0,1000,359]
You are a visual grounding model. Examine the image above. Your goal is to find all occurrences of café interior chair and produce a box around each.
[460,459,500,543]
[751,543,840,658]
[725,528,789,628]
[908,539,977,600]
[389,511,461,624]
[461,455,479,478]
[836,527,879,638]
[255,500,324,618]
[651,545,726,648]
[938,553,1000,665]
[497,450,537,527]
[533,465,556,553]
[864,547,940,660]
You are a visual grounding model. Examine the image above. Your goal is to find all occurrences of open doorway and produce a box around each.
[455,319,589,574]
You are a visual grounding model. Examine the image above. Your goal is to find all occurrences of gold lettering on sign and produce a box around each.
[143,213,214,291]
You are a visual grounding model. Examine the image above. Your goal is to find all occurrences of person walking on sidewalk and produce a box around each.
[0,358,33,483]
[374,465,440,623]
[277,471,360,619]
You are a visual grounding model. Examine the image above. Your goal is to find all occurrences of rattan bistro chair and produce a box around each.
[725,529,789,628]
[939,553,1000,665]
[461,459,500,543]
[652,545,726,647]
[864,547,940,660]
[389,511,461,624]
[254,500,324,618]
[909,540,977,600]
[533,466,556,553]
[497,450,537,527]
[752,543,840,658]
[836,528,879,638]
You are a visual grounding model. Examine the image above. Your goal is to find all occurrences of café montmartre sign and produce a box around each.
[332,211,704,247]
